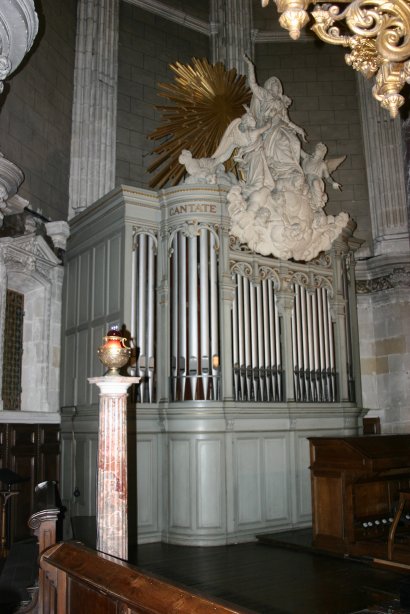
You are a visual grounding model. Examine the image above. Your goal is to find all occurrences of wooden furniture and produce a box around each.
[0,424,60,544]
[309,434,410,564]
[0,481,61,613]
[40,541,251,614]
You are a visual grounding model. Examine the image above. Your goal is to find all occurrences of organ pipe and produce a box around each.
[133,231,157,403]
[178,234,187,400]
[210,233,219,400]
[147,236,155,403]
[171,237,179,401]
[262,281,270,401]
[138,234,147,402]
[256,284,264,401]
[237,274,245,400]
[243,276,252,400]
[200,232,210,399]
[169,227,221,401]
[188,236,198,400]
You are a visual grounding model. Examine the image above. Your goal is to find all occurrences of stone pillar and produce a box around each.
[69,0,119,218]
[356,77,410,431]
[88,376,139,559]
[210,0,254,74]
[357,77,409,257]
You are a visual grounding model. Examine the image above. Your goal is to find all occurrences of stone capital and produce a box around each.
[88,375,140,397]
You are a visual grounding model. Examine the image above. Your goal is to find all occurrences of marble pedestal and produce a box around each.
[89,376,139,559]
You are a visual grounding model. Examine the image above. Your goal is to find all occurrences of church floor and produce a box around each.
[130,532,409,614]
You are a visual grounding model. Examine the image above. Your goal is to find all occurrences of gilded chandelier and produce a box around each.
[262,0,410,118]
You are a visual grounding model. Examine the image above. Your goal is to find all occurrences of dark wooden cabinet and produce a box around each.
[309,434,410,562]
[0,423,60,544]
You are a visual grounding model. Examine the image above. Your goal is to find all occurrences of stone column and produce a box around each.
[88,376,139,559]
[357,77,409,256]
[210,0,254,74]
[69,0,119,218]
[356,77,410,431]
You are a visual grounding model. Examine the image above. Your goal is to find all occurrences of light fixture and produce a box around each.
[262,0,410,118]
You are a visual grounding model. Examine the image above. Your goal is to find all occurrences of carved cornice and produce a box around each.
[0,234,61,281]
[168,220,220,256]
[132,226,159,255]
[124,0,209,36]
[356,267,410,294]
[0,0,38,92]
[290,270,334,297]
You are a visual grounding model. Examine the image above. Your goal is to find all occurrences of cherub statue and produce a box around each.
[302,142,346,211]
[178,149,227,184]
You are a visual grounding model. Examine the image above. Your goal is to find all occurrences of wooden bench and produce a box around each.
[40,541,251,614]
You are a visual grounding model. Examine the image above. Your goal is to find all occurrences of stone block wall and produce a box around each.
[0,0,77,222]
[357,287,410,432]
[116,3,209,189]
[255,42,371,248]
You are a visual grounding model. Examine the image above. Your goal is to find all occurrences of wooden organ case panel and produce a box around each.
[309,435,410,561]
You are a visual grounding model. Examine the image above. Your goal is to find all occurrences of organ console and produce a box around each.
[309,435,410,566]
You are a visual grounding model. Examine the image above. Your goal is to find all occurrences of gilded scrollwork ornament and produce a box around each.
[263,0,410,117]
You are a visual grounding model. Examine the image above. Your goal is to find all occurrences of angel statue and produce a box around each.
[302,143,346,211]
[243,54,306,192]
[211,109,274,193]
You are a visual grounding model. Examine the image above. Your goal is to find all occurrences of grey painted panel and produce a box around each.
[137,437,158,529]
[108,234,122,315]
[197,439,223,529]
[92,243,107,320]
[236,438,262,525]
[263,436,289,521]
[169,439,191,528]
[90,323,106,403]
[296,434,312,520]
[78,252,91,325]
[77,329,90,405]
[63,333,76,406]
[65,259,78,330]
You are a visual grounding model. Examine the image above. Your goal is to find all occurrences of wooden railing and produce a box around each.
[40,541,251,614]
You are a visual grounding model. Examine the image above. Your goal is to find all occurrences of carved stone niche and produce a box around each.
[0,0,38,93]
[0,233,64,416]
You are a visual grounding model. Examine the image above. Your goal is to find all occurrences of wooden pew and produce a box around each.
[40,541,251,614]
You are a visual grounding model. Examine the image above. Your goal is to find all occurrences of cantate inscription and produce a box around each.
[169,203,217,216]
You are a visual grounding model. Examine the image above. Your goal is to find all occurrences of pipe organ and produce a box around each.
[132,229,157,403]
[168,227,220,401]
[291,280,336,404]
[231,268,282,403]
[129,209,355,407]
[62,185,363,547]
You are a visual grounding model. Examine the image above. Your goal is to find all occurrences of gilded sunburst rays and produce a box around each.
[147,58,251,189]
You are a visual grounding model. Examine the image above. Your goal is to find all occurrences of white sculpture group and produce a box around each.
[178,56,349,262]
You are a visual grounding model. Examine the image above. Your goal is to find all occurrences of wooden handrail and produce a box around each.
[40,541,252,614]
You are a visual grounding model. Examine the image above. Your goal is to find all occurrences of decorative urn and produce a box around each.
[97,327,131,375]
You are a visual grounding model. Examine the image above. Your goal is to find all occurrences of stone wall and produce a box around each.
[116,3,209,189]
[356,283,410,433]
[0,0,77,222]
[255,42,371,248]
